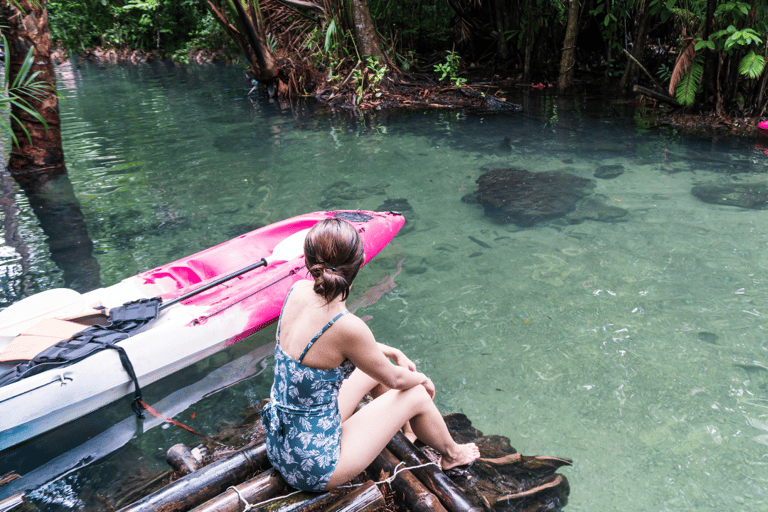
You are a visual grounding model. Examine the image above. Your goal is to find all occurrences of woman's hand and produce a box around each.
[421,377,436,400]
[393,351,417,372]
[378,343,417,372]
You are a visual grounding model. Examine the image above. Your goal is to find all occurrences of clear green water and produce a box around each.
[2,60,768,511]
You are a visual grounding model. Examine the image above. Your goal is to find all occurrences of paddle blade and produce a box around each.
[266,228,310,264]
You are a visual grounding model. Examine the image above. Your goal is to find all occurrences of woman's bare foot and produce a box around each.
[441,443,480,470]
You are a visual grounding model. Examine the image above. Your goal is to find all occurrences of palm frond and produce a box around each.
[738,50,766,80]
[674,57,704,106]
[669,40,696,96]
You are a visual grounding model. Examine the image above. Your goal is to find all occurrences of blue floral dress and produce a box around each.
[262,288,355,491]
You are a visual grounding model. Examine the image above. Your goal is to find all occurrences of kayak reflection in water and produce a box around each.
[262,218,480,491]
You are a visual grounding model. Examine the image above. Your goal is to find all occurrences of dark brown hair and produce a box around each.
[304,218,365,303]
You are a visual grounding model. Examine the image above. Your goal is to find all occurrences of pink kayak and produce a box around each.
[0,210,405,450]
[759,120,768,138]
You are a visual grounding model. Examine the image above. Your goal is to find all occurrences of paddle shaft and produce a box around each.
[159,258,268,310]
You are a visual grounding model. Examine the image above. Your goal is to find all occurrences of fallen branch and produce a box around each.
[622,48,665,93]
[632,85,681,107]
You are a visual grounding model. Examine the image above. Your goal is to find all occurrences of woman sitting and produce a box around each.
[262,218,479,492]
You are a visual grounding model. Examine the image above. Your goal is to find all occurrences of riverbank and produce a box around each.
[51,47,765,139]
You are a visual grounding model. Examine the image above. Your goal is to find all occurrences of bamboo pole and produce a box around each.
[165,444,200,476]
[386,433,487,512]
[118,443,270,512]
[324,481,385,512]
[189,468,288,512]
[368,448,448,512]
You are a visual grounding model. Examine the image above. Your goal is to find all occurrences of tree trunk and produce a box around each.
[349,0,389,65]
[493,0,510,60]
[557,0,579,90]
[522,0,533,82]
[1,0,65,194]
[619,0,650,91]
[204,0,277,84]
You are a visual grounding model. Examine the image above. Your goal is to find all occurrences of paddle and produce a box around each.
[0,228,311,337]
[159,227,310,310]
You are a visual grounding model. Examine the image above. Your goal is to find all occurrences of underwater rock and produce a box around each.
[475,168,594,226]
[696,331,719,344]
[691,183,768,209]
[594,164,624,180]
[319,181,387,209]
[567,195,629,224]
[376,198,412,213]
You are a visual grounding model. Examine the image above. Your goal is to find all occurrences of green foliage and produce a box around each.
[657,63,672,83]
[0,35,52,146]
[674,57,703,106]
[738,50,765,80]
[47,0,215,55]
[352,56,388,103]
[434,51,465,87]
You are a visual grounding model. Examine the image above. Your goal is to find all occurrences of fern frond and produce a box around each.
[739,50,765,79]
[669,41,696,96]
[674,57,704,106]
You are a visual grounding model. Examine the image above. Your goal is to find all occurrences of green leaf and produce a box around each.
[675,58,704,106]
[738,51,765,79]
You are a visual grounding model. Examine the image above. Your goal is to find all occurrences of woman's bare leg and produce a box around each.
[338,369,416,440]
[325,385,479,490]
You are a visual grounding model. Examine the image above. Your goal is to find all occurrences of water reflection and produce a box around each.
[0,170,100,304]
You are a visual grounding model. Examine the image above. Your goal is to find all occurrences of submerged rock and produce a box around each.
[375,197,412,213]
[568,195,629,223]
[319,181,387,209]
[691,183,768,209]
[594,164,624,179]
[475,168,594,226]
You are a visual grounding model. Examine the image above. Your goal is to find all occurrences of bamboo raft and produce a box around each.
[112,404,572,512]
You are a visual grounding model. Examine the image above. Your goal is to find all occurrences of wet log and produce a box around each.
[251,480,382,512]
[324,480,385,512]
[632,85,680,107]
[118,443,270,512]
[189,468,288,512]
[368,447,448,512]
[166,443,201,476]
[386,432,487,512]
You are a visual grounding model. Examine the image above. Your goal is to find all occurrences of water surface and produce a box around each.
[1,59,767,511]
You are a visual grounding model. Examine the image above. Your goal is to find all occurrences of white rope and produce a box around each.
[227,485,303,512]
[227,461,440,511]
[338,461,441,489]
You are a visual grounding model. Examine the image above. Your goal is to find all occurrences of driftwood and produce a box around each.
[189,468,288,512]
[440,414,571,512]
[368,448,448,512]
[386,432,486,512]
[633,85,681,107]
[118,444,269,512]
[165,443,201,476]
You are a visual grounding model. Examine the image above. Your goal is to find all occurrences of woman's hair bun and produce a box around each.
[304,219,364,303]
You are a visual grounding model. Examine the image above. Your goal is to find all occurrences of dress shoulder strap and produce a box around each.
[298,310,349,363]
